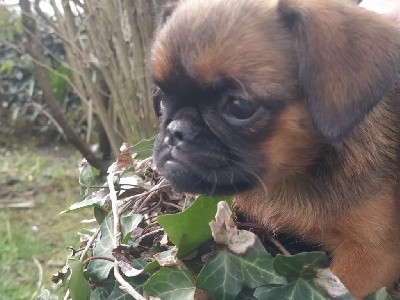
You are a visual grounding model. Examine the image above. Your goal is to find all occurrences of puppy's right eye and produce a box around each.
[223,96,260,120]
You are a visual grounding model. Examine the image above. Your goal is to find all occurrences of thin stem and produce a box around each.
[82,256,115,267]
[108,172,145,300]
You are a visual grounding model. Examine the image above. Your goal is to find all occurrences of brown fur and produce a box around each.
[151,0,400,298]
[234,85,400,298]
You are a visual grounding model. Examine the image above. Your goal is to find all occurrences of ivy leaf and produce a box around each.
[365,288,392,300]
[132,137,156,160]
[90,278,115,300]
[254,279,328,300]
[142,261,160,275]
[273,252,329,282]
[236,287,258,300]
[94,206,109,225]
[252,252,341,300]
[107,287,134,300]
[90,287,109,300]
[86,215,143,281]
[143,267,196,300]
[61,188,108,214]
[158,195,232,256]
[108,275,148,299]
[79,160,99,199]
[196,239,286,300]
[68,258,91,300]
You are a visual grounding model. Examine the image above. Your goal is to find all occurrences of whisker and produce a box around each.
[230,159,269,199]
[210,171,217,195]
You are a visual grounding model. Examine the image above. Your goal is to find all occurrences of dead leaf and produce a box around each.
[314,268,350,298]
[108,143,134,173]
[209,201,256,254]
[52,264,70,284]
[154,247,179,266]
[112,245,143,277]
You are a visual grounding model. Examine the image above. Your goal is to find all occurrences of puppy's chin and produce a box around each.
[154,137,259,195]
[159,160,254,195]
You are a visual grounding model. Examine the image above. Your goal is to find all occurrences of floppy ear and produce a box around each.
[278,0,400,142]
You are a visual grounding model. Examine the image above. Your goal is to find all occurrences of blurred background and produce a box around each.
[0,0,167,298]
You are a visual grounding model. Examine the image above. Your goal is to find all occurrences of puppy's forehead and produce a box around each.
[151,0,295,97]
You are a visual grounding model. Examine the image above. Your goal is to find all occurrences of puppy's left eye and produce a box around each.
[223,96,260,120]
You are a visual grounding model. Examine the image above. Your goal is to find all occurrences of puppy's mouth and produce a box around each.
[154,136,257,195]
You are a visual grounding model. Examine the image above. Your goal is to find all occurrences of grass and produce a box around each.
[0,144,95,299]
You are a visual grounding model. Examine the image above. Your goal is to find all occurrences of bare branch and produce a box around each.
[19,0,107,173]
[26,102,66,136]
[0,39,89,106]
[33,0,59,33]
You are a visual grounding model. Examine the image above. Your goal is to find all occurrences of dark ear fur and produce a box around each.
[156,0,181,28]
[278,0,400,142]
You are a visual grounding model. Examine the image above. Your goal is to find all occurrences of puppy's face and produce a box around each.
[151,0,400,195]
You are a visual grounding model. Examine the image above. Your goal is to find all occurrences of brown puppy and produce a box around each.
[150,0,400,298]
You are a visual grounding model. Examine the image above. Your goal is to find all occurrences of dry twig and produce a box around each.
[108,172,146,300]
[30,257,44,300]
[269,236,292,256]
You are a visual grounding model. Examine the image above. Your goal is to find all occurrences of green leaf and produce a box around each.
[121,166,136,176]
[254,279,328,300]
[0,59,15,73]
[86,215,143,281]
[197,239,286,300]
[90,277,115,300]
[35,289,51,300]
[236,287,257,300]
[132,137,156,159]
[47,64,71,101]
[158,195,232,256]
[273,252,329,282]
[68,258,91,300]
[253,253,339,300]
[143,261,160,274]
[108,285,135,300]
[365,288,392,300]
[108,275,148,299]
[61,189,108,214]
[143,267,196,300]
[94,206,109,225]
[90,287,109,300]
[79,163,99,199]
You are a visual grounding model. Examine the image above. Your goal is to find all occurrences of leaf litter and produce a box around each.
[47,139,394,300]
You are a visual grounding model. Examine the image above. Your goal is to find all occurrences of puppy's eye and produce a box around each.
[223,96,260,120]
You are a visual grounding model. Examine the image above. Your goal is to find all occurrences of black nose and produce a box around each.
[165,120,195,145]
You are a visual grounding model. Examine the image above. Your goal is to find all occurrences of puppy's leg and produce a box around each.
[325,194,400,299]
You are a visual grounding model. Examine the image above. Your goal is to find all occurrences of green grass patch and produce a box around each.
[0,145,94,299]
